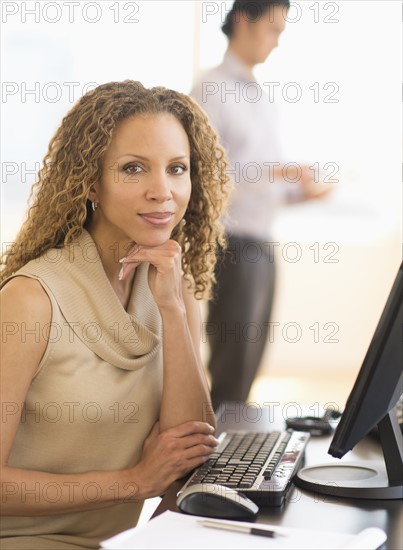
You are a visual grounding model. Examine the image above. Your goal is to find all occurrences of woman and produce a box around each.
[0,80,229,549]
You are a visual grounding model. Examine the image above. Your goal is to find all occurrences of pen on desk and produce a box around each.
[198,518,286,538]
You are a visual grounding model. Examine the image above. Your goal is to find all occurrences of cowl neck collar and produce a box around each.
[18,229,161,371]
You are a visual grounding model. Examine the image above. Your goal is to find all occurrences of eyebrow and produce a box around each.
[116,154,189,162]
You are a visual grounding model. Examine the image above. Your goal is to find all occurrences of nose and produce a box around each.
[145,172,172,202]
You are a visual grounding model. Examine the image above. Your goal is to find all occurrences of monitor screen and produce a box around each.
[295,262,403,500]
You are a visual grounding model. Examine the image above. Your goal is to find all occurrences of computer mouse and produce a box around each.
[176,483,259,520]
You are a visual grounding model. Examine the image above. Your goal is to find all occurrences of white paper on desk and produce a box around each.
[100,510,387,550]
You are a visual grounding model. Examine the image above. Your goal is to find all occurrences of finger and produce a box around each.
[183,455,211,473]
[122,240,180,259]
[185,443,218,459]
[181,433,219,450]
[120,244,142,262]
[122,243,181,263]
[118,260,141,281]
[124,252,179,272]
[163,421,216,439]
[169,455,212,481]
[120,254,176,279]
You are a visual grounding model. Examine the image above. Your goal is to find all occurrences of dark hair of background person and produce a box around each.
[222,0,291,38]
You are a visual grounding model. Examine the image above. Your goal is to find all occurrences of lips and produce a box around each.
[138,212,174,226]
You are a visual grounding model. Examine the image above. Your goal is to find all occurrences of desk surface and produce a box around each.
[153,404,402,550]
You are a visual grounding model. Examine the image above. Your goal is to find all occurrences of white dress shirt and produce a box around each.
[191,51,300,240]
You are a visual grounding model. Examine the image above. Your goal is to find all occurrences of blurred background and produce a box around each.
[1,1,401,413]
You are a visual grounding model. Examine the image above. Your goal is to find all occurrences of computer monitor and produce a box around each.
[295,262,403,500]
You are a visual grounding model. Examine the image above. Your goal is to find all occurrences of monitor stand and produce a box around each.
[294,410,403,500]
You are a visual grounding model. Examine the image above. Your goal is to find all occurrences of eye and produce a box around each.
[169,164,188,175]
[123,163,143,174]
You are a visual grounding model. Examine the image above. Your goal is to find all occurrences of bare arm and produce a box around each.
[119,241,216,431]
[1,277,217,516]
[158,277,216,431]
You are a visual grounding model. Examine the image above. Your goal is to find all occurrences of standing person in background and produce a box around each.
[191,0,331,410]
[1,80,229,549]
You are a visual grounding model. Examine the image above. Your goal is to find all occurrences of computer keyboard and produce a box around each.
[180,429,310,506]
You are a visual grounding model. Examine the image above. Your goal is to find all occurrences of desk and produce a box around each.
[153,403,402,549]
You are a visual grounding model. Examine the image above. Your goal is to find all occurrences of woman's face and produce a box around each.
[90,113,192,248]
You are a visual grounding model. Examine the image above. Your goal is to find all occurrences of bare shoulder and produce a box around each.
[1,276,52,324]
[1,276,52,383]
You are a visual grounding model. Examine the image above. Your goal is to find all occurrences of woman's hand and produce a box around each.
[119,240,184,310]
[126,420,218,499]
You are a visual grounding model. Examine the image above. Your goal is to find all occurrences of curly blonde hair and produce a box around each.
[1,80,230,299]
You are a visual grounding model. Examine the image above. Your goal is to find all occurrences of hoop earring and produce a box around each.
[92,201,98,212]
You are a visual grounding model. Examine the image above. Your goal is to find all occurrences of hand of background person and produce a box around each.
[297,165,335,200]
[273,164,335,201]
[127,420,218,499]
[119,240,184,310]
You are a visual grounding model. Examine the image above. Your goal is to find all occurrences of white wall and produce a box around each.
[1,0,197,243]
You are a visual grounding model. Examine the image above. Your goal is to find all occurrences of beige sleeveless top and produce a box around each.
[1,230,163,549]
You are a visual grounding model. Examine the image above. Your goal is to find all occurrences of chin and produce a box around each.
[134,232,173,248]
[124,217,181,247]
